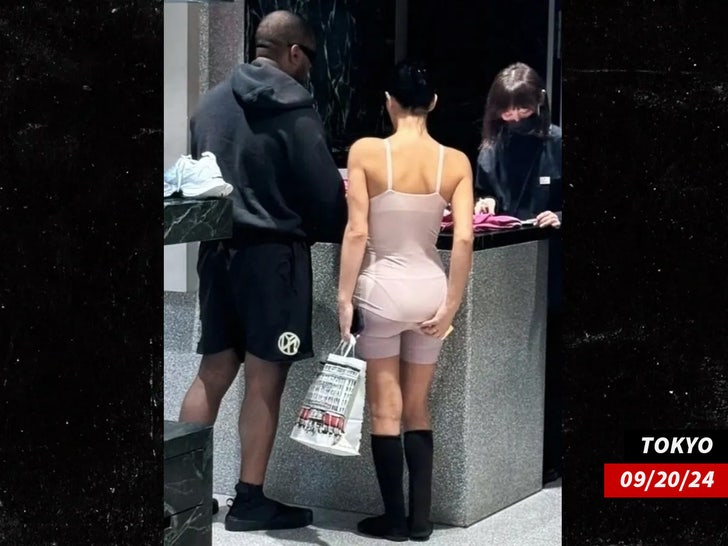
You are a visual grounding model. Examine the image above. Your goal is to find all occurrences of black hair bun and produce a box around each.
[389,60,435,110]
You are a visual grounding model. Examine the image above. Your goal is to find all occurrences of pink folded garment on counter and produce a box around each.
[440,212,522,232]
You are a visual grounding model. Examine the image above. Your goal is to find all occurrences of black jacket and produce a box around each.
[475,124,563,310]
[190,60,347,244]
[475,124,562,220]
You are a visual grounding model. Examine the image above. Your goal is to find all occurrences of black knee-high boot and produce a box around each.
[404,429,434,541]
[357,434,408,542]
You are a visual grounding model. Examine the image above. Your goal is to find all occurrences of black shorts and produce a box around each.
[196,238,313,362]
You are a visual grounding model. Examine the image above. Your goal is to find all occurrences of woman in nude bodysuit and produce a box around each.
[338,60,474,542]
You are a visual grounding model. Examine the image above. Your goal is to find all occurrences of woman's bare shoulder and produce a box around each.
[349,137,385,154]
[444,146,472,174]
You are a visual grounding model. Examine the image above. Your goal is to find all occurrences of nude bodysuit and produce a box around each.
[353,139,448,361]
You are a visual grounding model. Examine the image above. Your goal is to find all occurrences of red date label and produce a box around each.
[604,464,728,498]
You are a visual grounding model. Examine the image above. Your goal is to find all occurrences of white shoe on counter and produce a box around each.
[164,152,233,198]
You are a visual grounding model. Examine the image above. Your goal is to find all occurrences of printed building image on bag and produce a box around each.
[295,361,360,439]
[290,340,367,456]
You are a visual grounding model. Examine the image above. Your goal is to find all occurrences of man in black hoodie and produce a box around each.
[177,10,347,532]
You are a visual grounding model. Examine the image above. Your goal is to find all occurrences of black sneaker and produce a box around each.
[357,514,409,542]
[224,483,313,532]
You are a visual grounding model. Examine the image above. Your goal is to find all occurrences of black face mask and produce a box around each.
[506,115,541,136]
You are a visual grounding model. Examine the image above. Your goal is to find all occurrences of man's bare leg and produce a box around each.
[179,349,241,424]
[238,352,290,484]
[224,352,313,532]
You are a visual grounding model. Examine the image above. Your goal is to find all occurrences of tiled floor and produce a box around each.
[210,479,561,546]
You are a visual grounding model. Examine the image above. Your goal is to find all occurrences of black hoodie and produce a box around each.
[190,60,347,244]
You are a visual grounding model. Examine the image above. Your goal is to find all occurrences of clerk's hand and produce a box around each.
[338,300,354,342]
[535,210,561,228]
[474,197,496,215]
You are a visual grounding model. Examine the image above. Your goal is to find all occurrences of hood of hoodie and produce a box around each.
[231,60,314,111]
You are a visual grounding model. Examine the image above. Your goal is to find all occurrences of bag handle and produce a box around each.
[334,336,357,358]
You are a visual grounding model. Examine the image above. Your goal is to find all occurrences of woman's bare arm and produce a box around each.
[337,139,372,337]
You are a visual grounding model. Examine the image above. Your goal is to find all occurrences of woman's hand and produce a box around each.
[338,300,354,342]
[420,304,456,339]
[535,210,561,228]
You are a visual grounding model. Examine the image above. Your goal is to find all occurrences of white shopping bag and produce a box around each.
[290,338,366,456]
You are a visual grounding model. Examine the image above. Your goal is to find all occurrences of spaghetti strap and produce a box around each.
[435,145,445,194]
[384,139,393,191]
